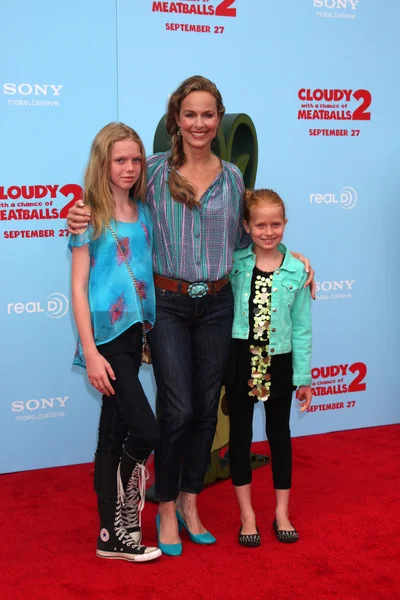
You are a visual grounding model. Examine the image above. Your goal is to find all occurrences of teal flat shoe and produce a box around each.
[155,514,182,556]
[176,511,216,545]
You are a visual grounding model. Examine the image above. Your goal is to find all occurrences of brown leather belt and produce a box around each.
[154,274,229,298]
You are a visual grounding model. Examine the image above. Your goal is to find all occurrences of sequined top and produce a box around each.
[248,267,274,400]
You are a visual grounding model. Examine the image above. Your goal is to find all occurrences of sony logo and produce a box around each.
[316,280,355,292]
[313,0,360,9]
[4,83,63,96]
[12,396,69,412]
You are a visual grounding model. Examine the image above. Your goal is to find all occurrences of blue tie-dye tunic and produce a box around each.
[68,201,155,368]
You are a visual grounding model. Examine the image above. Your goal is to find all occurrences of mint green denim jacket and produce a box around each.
[229,243,312,387]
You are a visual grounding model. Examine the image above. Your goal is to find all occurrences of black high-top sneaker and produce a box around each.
[96,493,161,562]
[94,453,161,562]
[121,461,149,543]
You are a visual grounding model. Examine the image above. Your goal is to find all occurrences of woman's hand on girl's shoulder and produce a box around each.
[290,252,316,300]
[67,200,91,235]
[85,349,116,397]
[297,386,312,412]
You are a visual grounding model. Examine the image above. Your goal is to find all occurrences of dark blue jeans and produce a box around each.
[148,284,234,501]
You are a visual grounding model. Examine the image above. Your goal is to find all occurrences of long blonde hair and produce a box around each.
[166,75,225,208]
[83,122,146,238]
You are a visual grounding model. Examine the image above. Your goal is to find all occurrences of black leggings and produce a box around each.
[226,384,293,489]
[96,348,159,462]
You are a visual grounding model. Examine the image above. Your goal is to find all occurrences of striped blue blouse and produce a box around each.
[146,152,248,283]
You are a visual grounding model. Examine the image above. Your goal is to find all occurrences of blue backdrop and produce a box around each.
[1,0,399,473]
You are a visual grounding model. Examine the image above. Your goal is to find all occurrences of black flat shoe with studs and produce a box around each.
[273,518,299,543]
[238,526,261,547]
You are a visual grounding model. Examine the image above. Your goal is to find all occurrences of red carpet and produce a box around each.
[1,425,399,600]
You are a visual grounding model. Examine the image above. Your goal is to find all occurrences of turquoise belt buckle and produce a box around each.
[188,282,209,298]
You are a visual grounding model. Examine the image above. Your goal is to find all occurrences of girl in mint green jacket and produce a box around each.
[226,188,312,548]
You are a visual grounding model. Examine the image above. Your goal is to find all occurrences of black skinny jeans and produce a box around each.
[148,285,234,501]
[226,384,293,489]
[96,324,159,461]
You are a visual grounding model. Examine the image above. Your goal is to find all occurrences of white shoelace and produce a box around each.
[115,467,148,549]
[118,462,149,531]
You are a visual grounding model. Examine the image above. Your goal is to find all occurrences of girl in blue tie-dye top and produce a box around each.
[69,123,161,563]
